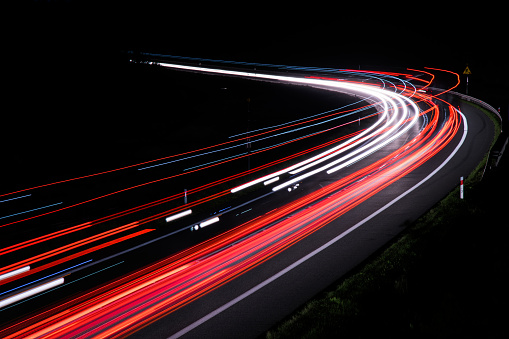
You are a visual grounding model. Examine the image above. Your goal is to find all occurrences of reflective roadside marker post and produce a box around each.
[460,177,464,199]
[184,189,188,204]
[498,107,503,133]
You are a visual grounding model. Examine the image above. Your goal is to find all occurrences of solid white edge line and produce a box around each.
[167,110,468,339]
[0,277,64,308]
[0,266,31,282]
[166,209,193,223]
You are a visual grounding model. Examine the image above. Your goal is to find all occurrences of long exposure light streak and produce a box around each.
[0,266,30,282]
[0,101,376,228]
[0,62,424,232]
[0,105,462,336]
[0,60,470,339]
[0,260,91,299]
[218,72,418,193]
[0,222,140,285]
[0,278,64,309]
[165,210,193,223]
[0,194,31,204]
[0,202,62,221]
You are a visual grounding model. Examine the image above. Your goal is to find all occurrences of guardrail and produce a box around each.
[427,87,503,134]
[448,90,503,127]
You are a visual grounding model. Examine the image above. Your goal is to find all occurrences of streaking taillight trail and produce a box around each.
[0,61,467,338]
[1,103,462,338]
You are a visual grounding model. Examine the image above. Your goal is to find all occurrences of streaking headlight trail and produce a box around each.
[155,62,419,193]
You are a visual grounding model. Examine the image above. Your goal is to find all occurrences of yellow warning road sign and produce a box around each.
[463,66,472,75]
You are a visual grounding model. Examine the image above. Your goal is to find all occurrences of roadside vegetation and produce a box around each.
[265,102,506,338]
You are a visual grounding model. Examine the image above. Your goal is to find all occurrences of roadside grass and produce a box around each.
[265,102,504,338]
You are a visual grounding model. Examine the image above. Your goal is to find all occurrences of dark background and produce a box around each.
[9,1,508,107]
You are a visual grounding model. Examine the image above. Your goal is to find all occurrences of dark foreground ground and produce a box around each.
[401,153,508,338]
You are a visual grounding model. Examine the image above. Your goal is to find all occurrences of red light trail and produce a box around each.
[0,62,467,338]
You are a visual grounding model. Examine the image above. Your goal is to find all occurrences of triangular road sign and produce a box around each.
[463,66,472,75]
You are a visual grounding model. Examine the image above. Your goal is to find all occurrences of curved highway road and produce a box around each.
[0,60,496,338]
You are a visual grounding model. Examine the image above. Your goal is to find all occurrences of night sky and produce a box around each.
[11,1,507,104]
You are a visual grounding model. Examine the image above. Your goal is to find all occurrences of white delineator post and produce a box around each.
[460,177,464,199]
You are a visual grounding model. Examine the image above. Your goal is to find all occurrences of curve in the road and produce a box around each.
[0,61,496,339]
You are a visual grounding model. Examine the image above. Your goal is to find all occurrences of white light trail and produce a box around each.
[158,62,420,193]
[0,278,64,309]
[199,217,220,228]
[165,209,192,223]
[263,177,280,186]
[0,266,30,282]
[327,95,419,174]
[272,90,419,191]
[287,92,393,175]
